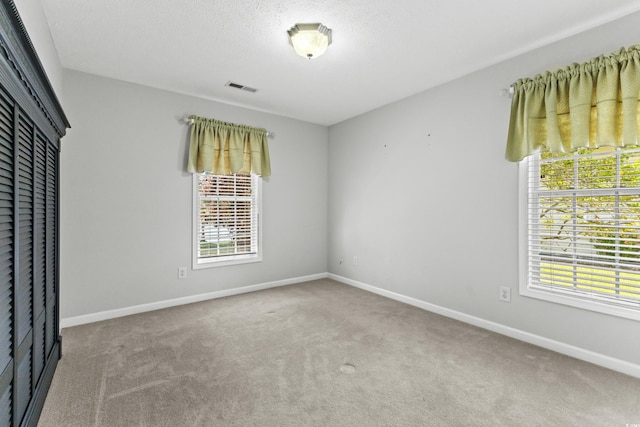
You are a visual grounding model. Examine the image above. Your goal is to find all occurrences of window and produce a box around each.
[193,173,261,268]
[520,146,640,320]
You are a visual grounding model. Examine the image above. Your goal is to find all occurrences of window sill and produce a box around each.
[193,254,262,270]
[519,285,640,322]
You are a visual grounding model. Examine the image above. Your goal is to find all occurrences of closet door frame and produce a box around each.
[0,2,69,426]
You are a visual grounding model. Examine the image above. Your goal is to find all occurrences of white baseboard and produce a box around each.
[60,273,328,329]
[328,273,640,379]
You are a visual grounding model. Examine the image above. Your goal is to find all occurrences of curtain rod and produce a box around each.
[499,86,514,98]
[183,117,274,138]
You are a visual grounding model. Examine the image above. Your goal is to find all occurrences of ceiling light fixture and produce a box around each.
[287,23,332,59]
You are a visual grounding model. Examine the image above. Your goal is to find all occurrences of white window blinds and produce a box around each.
[194,173,260,267]
[525,147,640,315]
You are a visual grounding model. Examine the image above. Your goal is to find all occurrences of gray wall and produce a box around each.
[60,70,328,318]
[328,12,640,365]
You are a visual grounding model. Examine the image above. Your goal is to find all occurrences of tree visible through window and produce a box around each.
[193,173,261,267]
[524,146,640,317]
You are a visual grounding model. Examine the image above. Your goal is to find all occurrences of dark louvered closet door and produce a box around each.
[0,93,62,426]
[0,91,62,427]
[16,112,34,424]
[44,143,57,358]
[32,133,47,388]
[0,86,14,427]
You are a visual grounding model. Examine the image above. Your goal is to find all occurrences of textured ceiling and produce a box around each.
[41,0,640,126]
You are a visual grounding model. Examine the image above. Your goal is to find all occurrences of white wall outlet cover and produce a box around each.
[499,286,511,302]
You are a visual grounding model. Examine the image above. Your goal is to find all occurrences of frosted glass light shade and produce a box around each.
[287,23,332,59]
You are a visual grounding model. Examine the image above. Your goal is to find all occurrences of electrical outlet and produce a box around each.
[499,286,511,303]
[339,258,343,265]
[353,256,358,266]
[178,267,187,279]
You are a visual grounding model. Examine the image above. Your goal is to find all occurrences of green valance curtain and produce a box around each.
[505,45,640,162]
[187,115,271,177]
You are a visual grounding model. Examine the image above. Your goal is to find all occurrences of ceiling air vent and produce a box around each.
[225,81,258,93]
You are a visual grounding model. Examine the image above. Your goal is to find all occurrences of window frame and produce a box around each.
[192,173,262,269]
[519,152,640,321]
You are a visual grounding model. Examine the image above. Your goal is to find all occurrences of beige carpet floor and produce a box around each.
[38,279,640,426]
